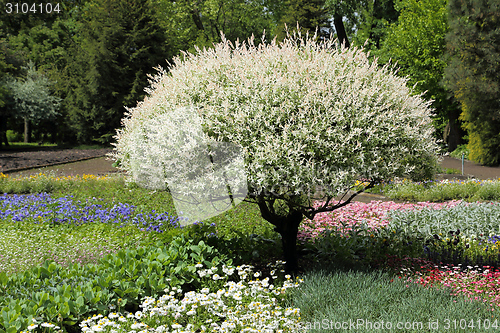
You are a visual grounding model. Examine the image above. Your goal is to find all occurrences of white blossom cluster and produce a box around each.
[111,31,440,221]
[79,263,304,332]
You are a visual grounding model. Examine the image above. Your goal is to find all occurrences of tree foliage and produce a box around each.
[325,0,366,47]
[353,0,399,50]
[375,0,464,150]
[444,0,500,165]
[112,33,440,271]
[63,0,170,144]
[274,0,331,41]
[153,0,274,52]
[7,62,60,142]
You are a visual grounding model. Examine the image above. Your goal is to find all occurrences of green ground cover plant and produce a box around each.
[287,268,495,333]
[1,173,500,332]
[0,142,58,150]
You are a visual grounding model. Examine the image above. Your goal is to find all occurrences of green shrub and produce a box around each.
[6,130,22,142]
[450,144,470,160]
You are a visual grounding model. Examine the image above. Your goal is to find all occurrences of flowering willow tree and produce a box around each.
[112,32,440,271]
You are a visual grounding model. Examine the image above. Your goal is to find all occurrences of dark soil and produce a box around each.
[0,148,118,175]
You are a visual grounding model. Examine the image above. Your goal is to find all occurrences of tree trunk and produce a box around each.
[444,109,464,152]
[0,131,7,147]
[24,117,31,143]
[256,198,303,272]
[0,115,8,148]
[275,210,303,272]
[333,14,350,48]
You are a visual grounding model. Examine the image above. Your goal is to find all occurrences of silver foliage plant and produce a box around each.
[111,31,440,225]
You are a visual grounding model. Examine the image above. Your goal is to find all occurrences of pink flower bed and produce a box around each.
[393,257,500,310]
[439,266,500,310]
[298,200,464,242]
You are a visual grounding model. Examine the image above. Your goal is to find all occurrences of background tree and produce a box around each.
[113,34,440,271]
[153,0,274,52]
[0,33,24,147]
[444,0,500,165]
[63,0,171,144]
[7,61,60,143]
[352,0,399,50]
[324,0,368,47]
[0,45,10,147]
[375,0,464,150]
[1,0,86,144]
[8,19,79,143]
[274,0,331,41]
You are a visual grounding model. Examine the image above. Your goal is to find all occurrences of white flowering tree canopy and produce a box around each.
[111,33,440,225]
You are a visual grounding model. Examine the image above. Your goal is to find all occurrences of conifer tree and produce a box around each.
[64,0,170,143]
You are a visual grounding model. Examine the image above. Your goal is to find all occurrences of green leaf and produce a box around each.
[6,326,17,333]
[0,272,7,286]
[47,262,57,274]
[76,296,84,307]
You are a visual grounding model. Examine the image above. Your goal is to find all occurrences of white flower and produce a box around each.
[155,325,166,333]
[27,324,38,331]
[131,322,147,330]
[91,325,103,332]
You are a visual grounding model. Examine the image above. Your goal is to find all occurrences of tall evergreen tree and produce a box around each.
[444,0,500,165]
[64,0,170,143]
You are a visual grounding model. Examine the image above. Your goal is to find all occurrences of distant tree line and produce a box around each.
[0,0,498,165]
